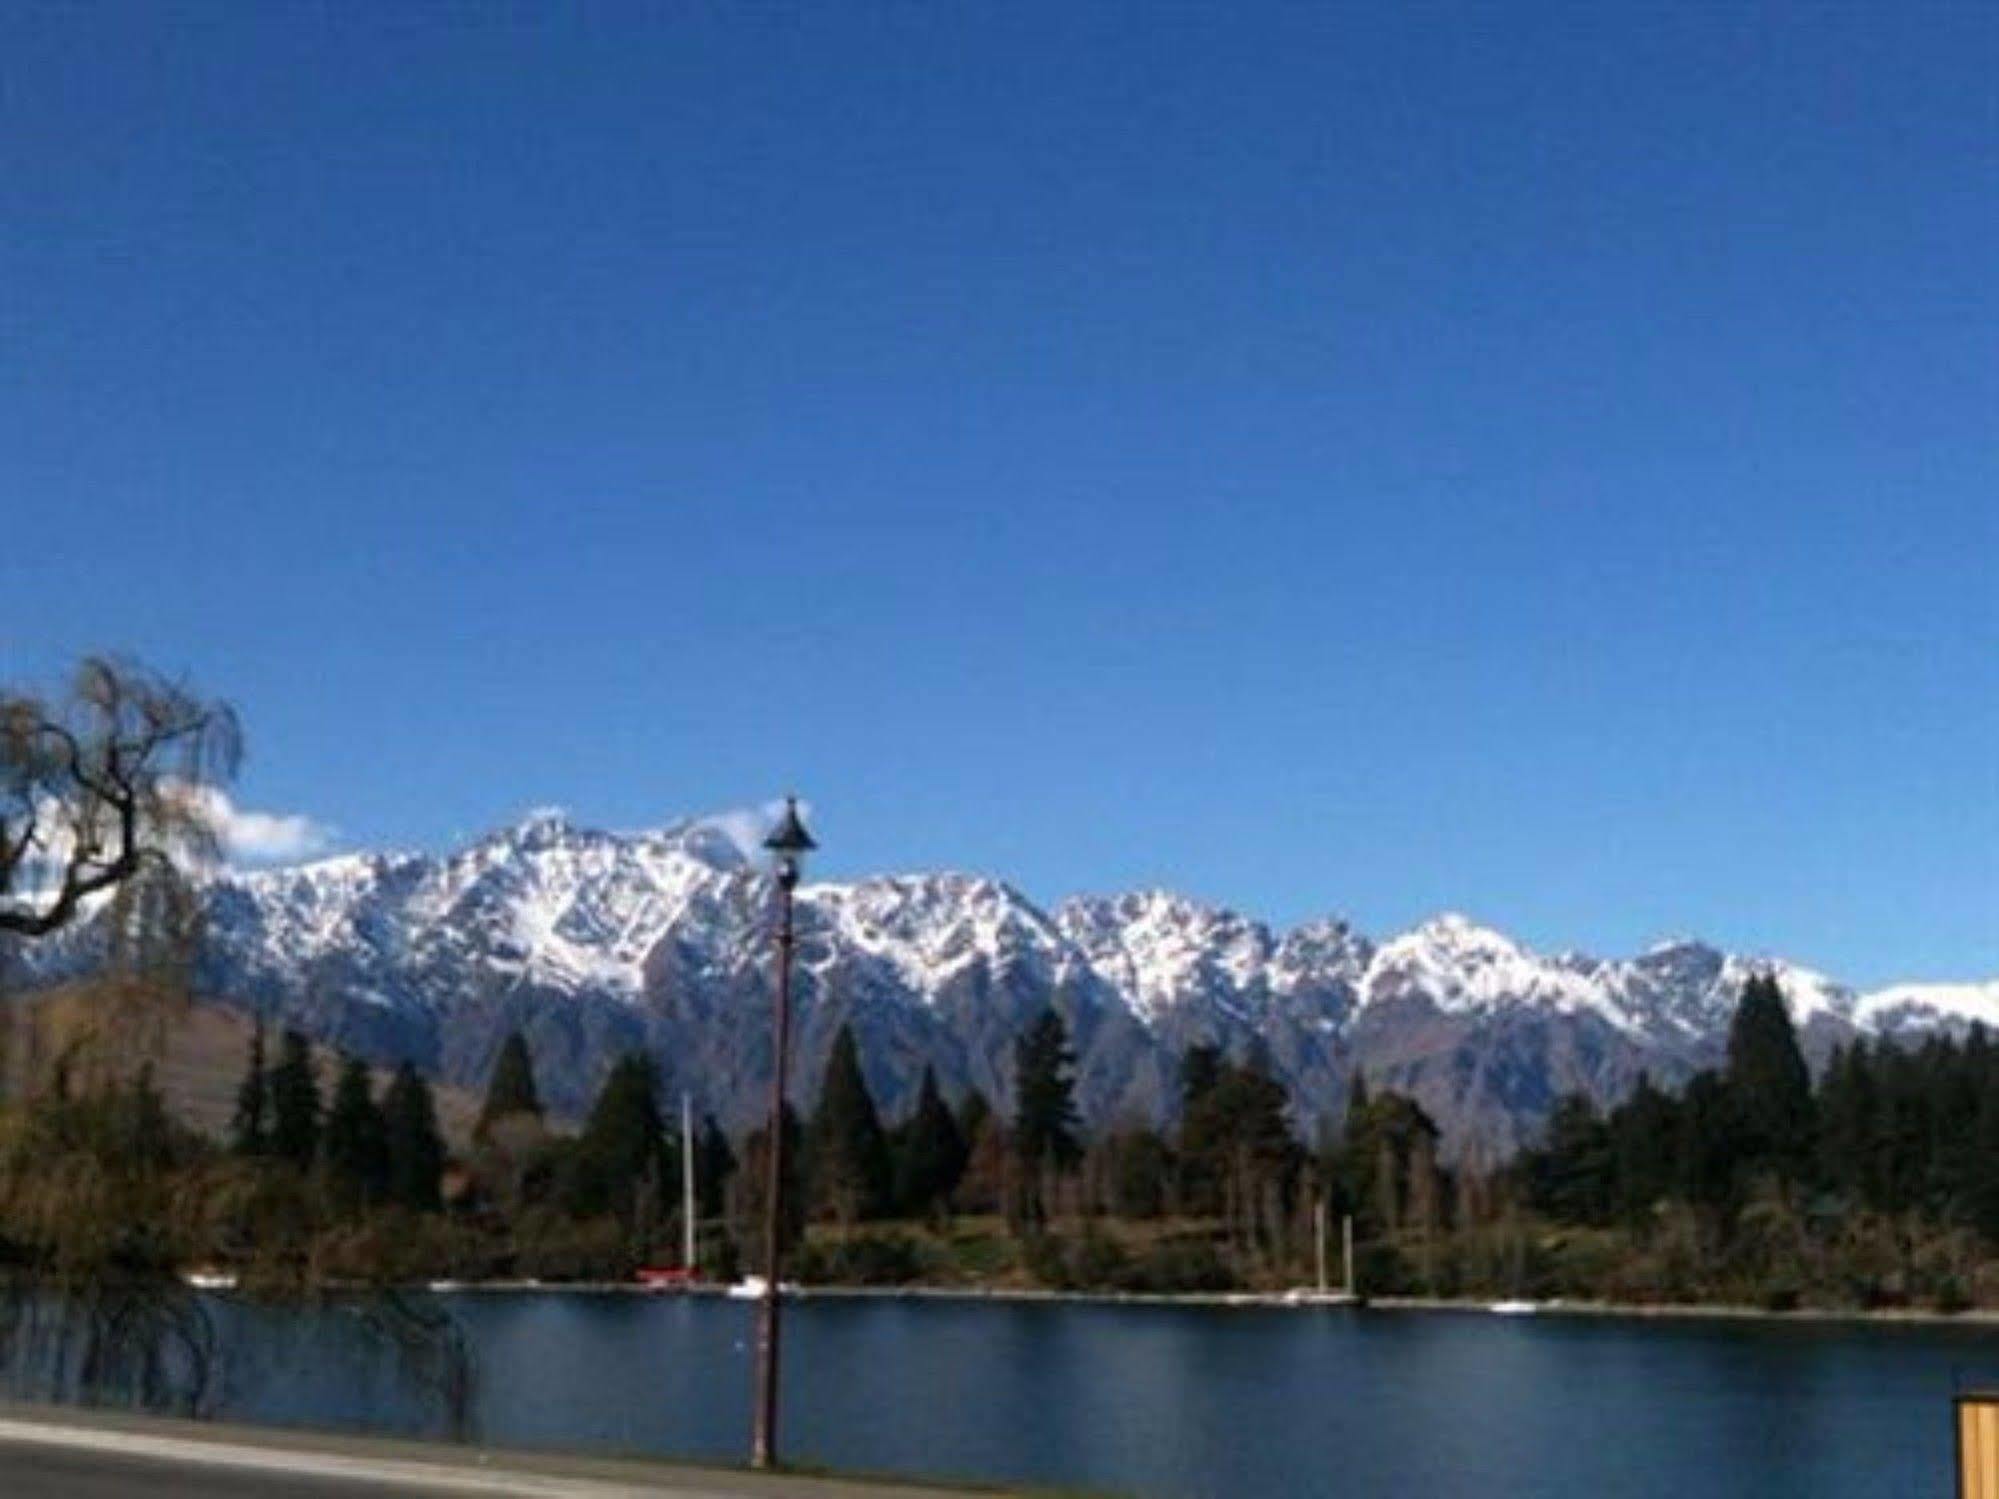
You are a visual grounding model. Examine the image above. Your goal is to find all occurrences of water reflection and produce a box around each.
[0,1282,476,1441]
[0,1281,219,1416]
[2,1288,1995,1498]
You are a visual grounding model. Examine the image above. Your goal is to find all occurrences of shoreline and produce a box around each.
[262,1276,1999,1329]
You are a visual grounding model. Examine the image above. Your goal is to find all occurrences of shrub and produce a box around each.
[795,1232,925,1286]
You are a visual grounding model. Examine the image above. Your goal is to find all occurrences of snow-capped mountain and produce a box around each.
[11,810,1994,1157]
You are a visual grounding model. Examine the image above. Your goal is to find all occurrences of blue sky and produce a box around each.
[3,3,1993,984]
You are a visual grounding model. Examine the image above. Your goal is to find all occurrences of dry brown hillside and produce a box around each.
[4,986,486,1148]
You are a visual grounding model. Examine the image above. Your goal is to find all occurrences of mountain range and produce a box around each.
[12,809,1997,1158]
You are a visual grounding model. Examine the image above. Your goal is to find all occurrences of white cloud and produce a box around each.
[174,785,336,865]
[699,799,812,862]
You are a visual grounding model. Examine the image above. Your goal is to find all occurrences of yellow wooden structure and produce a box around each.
[1958,1393,1999,1498]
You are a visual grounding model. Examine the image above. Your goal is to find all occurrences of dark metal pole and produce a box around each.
[751,864,797,1470]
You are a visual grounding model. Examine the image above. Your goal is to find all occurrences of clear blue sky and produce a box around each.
[3,3,1993,984]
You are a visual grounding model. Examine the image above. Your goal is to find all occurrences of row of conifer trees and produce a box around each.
[212,974,1999,1300]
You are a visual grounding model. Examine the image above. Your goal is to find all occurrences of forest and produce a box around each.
[2,963,1997,1315]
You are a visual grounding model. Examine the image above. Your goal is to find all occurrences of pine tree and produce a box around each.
[1674,1071,1739,1211]
[1526,1093,1614,1224]
[1344,1071,1371,1130]
[1969,1072,1999,1243]
[1211,1050,1298,1252]
[1012,1008,1081,1226]
[894,1065,966,1215]
[1610,1072,1677,1221]
[1816,1042,1877,1203]
[1340,1072,1379,1232]
[566,1053,667,1223]
[476,1030,542,1141]
[810,1024,892,1224]
[266,1029,322,1169]
[957,1088,993,1148]
[695,1113,736,1220]
[1178,1044,1229,1214]
[323,1055,390,1203]
[1726,973,1813,1179]
[383,1062,445,1212]
[230,1014,270,1157]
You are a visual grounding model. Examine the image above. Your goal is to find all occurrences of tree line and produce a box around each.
[8,962,1999,1311]
[1511,974,1999,1309]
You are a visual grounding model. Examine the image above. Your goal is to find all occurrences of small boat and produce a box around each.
[725,1275,800,1300]
[1283,1287,1358,1306]
[182,1270,237,1291]
[636,1266,698,1292]
[1489,1299,1539,1316]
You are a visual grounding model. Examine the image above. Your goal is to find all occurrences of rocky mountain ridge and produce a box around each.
[13,811,1994,1158]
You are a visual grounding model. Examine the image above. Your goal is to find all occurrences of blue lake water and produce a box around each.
[6,1290,1997,1497]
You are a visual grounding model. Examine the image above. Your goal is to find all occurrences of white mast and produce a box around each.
[1315,1196,1329,1293]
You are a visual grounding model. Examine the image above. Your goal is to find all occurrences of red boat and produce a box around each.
[635,1265,698,1290]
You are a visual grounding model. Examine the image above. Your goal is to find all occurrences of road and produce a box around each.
[0,1440,452,1497]
[0,1410,986,1499]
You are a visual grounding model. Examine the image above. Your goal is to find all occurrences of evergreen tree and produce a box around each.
[956,1088,993,1150]
[1012,1009,1081,1225]
[695,1113,736,1220]
[1178,1044,1229,1213]
[1525,1094,1613,1224]
[1206,1050,1300,1252]
[382,1062,445,1212]
[1725,973,1813,1179]
[1969,1071,1999,1243]
[1673,1072,1739,1211]
[1096,1125,1172,1219]
[1340,1072,1378,1230]
[230,1014,270,1157]
[1816,1042,1878,1202]
[266,1029,322,1169]
[1181,1044,1225,1110]
[476,1030,542,1140]
[1609,1073,1678,1221]
[894,1065,966,1214]
[810,1025,892,1224]
[323,1055,390,1203]
[566,1053,667,1222]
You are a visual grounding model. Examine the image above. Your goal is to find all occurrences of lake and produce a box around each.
[4,1289,1996,1497]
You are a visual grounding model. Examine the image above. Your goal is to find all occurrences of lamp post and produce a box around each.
[751,795,814,1471]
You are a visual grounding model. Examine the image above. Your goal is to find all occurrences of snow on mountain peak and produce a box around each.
[1854,980,1999,1034]
[1055,890,1279,1025]
[809,872,1073,1001]
[1363,913,1635,1030]
[60,809,1994,1077]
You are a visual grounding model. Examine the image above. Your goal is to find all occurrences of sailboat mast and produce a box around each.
[1315,1196,1329,1293]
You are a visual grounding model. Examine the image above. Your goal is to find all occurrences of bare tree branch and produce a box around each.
[0,656,240,939]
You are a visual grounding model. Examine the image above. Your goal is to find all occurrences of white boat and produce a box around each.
[1489,1299,1539,1316]
[182,1270,237,1291]
[726,1276,801,1300]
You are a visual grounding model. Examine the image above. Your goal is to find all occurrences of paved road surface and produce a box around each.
[0,1409,988,1499]
[0,1439,452,1497]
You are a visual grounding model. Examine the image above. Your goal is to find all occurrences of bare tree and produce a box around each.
[0,656,240,939]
